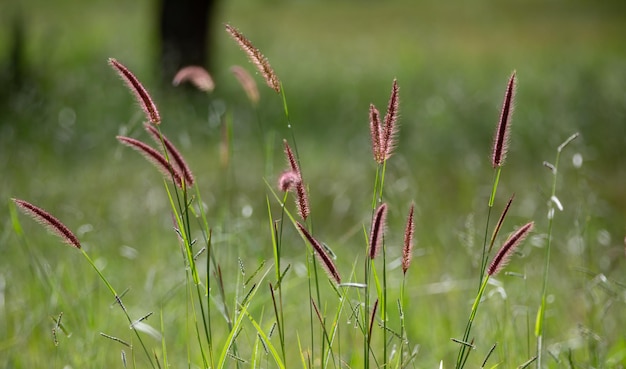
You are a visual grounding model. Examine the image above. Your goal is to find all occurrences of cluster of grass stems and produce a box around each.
[9,25,590,369]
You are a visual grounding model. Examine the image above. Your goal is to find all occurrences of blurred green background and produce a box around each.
[1,0,625,367]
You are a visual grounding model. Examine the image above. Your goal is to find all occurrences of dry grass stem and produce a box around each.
[117,136,183,188]
[296,222,341,284]
[172,66,215,92]
[108,58,161,125]
[12,198,81,249]
[369,203,388,259]
[488,221,534,276]
[225,24,281,93]
[382,79,399,161]
[230,65,260,105]
[492,71,516,168]
[402,203,415,274]
[144,123,195,186]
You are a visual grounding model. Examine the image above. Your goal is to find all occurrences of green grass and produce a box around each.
[1,0,626,367]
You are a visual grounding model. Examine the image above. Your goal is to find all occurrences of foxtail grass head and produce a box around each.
[369,203,388,259]
[108,58,160,125]
[230,65,260,105]
[369,79,400,164]
[296,222,341,284]
[488,221,533,276]
[172,66,215,92]
[402,203,415,274]
[491,71,516,168]
[225,24,281,94]
[282,140,310,220]
[143,123,195,186]
[12,199,81,249]
[117,136,184,188]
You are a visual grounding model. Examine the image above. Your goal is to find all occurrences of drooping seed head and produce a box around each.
[225,24,281,94]
[144,123,195,186]
[296,222,341,284]
[117,136,184,188]
[172,65,215,92]
[402,203,415,274]
[109,58,161,125]
[230,65,260,105]
[12,199,81,249]
[487,221,534,276]
[369,203,388,259]
[491,71,516,168]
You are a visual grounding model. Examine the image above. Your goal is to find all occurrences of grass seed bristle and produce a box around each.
[12,198,82,249]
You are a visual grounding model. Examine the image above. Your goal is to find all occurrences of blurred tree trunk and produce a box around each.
[158,0,217,82]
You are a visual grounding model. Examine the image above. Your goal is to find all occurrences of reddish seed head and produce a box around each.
[402,203,415,274]
[282,139,309,220]
[369,104,383,164]
[117,136,184,188]
[109,58,161,125]
[12,199,82,249]
[172,66,215,92]
[488,221,534,276]
[144,123,195,186]
[278,170,299,192]
[225,24,281,93]
[296,222,341,284]
[369,203,388,259]
[381,79,400,161]
[230,65,260,105]
[492,71,516,168]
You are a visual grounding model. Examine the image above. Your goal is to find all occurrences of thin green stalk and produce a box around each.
[80,249,156,369]
[536,133,579,368]
[399,278,407,369]
[382,241,388,368]
[455,274,491,369]
[479,167,501,286]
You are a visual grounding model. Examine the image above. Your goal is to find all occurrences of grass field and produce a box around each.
[1,0,625,368]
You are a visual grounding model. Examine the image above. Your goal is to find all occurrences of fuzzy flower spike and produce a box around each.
[225,24,281,94]
[109,58,161,125]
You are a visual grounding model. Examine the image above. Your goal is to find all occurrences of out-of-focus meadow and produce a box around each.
[1,0,625,367]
